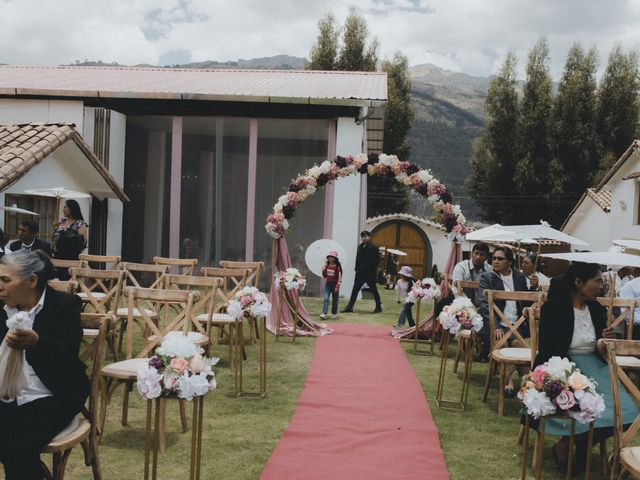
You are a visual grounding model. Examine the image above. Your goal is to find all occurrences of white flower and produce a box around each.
[177,374,197,401]
[278,195,289,206]
[522,389,557,419]
[320,160,331,174]
[418,170,433,183]
[209,377,218,390]
[273,203,283,213]
[452,204,462,216]
[308,166,322,178]
[470,314,484,332]
[282,219,289,230]
[265,223,281,239]
[457,214,466,224]
[137,366,163,399]
[226,300,244,320]
[354,153,367,166]
[306,185,316,195]
[378,153,391,165]
[395,172,407,183]
[428,194,440,203]
[251,299,272,319]
[189,373,211,397]
[156,334,202,359]
[545,356,574,379]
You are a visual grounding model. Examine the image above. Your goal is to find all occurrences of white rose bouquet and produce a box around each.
[274,268,306,291]
[405,278,441,304]
[437,297,483,335]
[226,286,272,321]
[137,334,219,401]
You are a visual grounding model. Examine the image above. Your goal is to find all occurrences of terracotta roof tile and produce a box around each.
[586,188,611,212]
[0,123,128,202]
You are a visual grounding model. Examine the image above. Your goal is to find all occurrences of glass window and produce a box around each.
[254,119,329,291]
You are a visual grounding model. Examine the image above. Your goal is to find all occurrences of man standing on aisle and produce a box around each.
[342,230,382,313]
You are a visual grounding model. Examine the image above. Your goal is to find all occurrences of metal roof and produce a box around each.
[0,65,387,107]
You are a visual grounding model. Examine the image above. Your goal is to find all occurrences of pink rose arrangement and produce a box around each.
[437,297,483,335]
[265,152,468,240]
[274,267,306,291]
[137,334,218,401]
[405,277,441,304]
[226,286,272,321]
[518,356,605,423]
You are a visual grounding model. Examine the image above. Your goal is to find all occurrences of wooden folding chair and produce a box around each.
[201,267,252,346]
[482,290,544,416]
[79,253,121,270]
[598,297,640,370]
[219,260,264,288]
[51,259,88,279]
[605,339,640,479]
[47,280,78,294]
[41,313,108,480]
[153,256,197,276]
[100,287,200,452]
[70,267,125,314]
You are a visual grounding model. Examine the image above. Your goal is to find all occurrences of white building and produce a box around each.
[562,140,640,250]
[0,65,387,292]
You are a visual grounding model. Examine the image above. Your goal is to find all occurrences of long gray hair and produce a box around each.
[0,250,54,292]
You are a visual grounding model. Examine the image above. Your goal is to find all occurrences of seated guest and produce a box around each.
[0,250,89,479]
[451,242,491,302]
[618,275,640,339]
[520,253,550,291]
[477,246,529,395]
[536,262,638,473]
[8,220,52,257]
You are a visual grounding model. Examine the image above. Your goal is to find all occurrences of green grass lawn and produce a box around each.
[37,289,613,479]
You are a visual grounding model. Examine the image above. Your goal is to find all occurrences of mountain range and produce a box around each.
[70,56,489,218]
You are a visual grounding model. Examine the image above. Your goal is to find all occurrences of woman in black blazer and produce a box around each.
[536,262,637,472]
[0,249,89,480]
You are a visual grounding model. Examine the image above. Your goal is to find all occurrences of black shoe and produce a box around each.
[341,307,353,313]
[372,307,382,314]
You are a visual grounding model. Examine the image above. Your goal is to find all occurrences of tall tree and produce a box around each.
[551,44,599,223]
[307,13,340,70]
[596,46,640,178]
[466,52,520,223]
[368,52,415,216]
[515,37,554,223]
[337,8,379,71]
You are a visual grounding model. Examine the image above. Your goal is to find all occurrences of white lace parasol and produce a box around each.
[305,239,348,277]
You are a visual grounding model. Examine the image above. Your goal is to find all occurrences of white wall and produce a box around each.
[332,117,365,296]
[0,99,84,126]
[563,199,610,251]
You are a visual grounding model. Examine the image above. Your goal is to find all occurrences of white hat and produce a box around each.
[398,266,413,278]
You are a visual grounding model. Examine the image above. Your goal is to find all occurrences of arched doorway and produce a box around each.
[371,219,432,279]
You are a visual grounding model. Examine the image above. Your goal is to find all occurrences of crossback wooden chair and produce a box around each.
[598,297,640,370]
[41,313,108,480]
[452,279,480,374]
[51,259,87,279]
[47,279,78,294]
[606,339,640,479]
[79,253,121,271]
[153,256,197,276]
[482,290,544,416]
[201,266,252,339]
[100,287,200,451]
[70,267,125,314]
[163,274,223,353]
[219,260,264,288]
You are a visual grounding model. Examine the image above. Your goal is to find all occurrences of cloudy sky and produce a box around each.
[1,0,639,79]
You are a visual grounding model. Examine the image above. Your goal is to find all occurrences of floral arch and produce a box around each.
[265,152,467,338]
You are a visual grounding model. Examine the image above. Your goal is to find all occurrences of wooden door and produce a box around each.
[371,220,431,280]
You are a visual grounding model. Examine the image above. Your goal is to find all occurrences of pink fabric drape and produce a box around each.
[267,237,333,337]
[391,241,461,339]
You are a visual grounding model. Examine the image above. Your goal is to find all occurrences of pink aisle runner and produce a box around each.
[260,323,449,480]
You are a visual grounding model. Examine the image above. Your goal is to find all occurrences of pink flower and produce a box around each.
[190,356,205,374]
[241,296,251,306]
[554,390,576,410]
[169,357,189,374]
[531,366,548,384]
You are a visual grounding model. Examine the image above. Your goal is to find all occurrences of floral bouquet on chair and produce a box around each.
[274,268,306,291]
[226,286,272,320]
[518,356,605,423]
[437,297,483,335]
[405,277,440,304]
[137,335,219,401]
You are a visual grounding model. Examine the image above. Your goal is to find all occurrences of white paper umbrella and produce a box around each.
[501,222,589,247]
[613,239,640,252]
[385,248,407,256]
[24,187,91,215]
[305,239,348,277]
[0,205,38,216]
[541,249,640,268]
[465,224,524,242]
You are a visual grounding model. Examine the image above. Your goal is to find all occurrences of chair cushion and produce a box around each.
[43,417,90,452]
[77,292,108,299]
[621,446,640,472]
[457,329,472,338]
[147,331,209,346]
[203,313,237,325]
[617,355,640,368]
[102,358,150,377]
[116,307,158,318]
[83,328,99,338]
[493,347,531,362]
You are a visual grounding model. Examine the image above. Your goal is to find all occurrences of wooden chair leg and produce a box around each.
[158,398,166,453]
[482,358,495,402]
[498,362,506,416]
[121,381,132,427]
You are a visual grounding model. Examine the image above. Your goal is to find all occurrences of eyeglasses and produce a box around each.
[492,256,507,261]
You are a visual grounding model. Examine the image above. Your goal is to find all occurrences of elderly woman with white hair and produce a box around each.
[0,249,89,479]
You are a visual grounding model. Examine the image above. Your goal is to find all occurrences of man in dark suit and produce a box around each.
[9,219,52,256]
[342,230,383,313]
